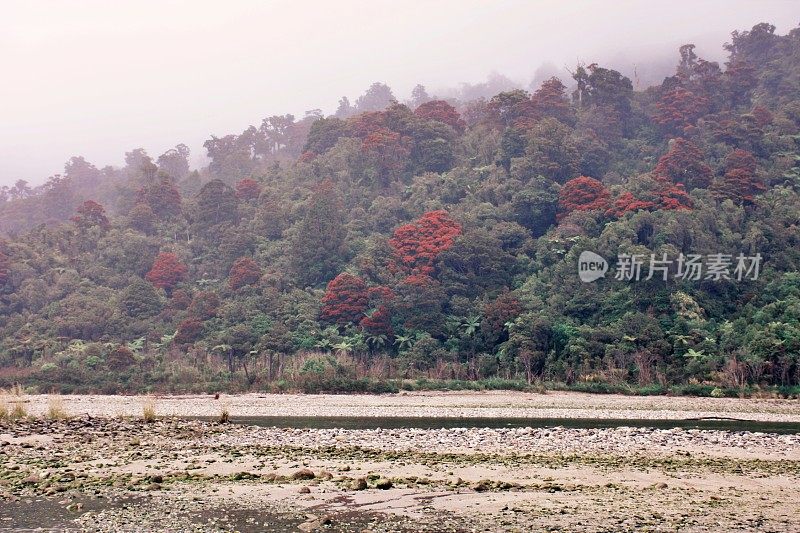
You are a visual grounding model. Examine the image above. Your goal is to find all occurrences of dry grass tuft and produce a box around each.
[46,396,70,420]
[142,399,157,422]
[1,383,27,422]
[219,403,230,424]
[10,402,27,420]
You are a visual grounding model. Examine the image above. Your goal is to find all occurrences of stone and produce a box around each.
[472,479,492,492]
[292,468,315,480]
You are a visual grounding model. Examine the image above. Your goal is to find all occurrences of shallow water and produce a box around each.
[196,415,800,434]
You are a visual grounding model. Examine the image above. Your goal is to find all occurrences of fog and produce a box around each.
[2,0,798,186]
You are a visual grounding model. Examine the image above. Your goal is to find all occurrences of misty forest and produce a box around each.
[0,22,798,396]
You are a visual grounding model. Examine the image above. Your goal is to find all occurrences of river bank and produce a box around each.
[1,392,799,531]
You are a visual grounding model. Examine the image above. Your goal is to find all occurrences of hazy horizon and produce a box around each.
[2,0,799,186]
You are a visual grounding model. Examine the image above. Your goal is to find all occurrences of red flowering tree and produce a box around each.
[654,87,710,134]
[145,252,188,293]
[712,149,764,204]
[606,180,692,219]
[349,111,387,138]
[320,273,370,326]
[360,305,393,337]
[530,77,574,124]
[389,210,462,276]
[658,183,693,210]
[606,192,657,218]
[71,200,109,230]
[228,257,262,290]
[653,137,712,190]
[235,178,261,200]
[414,100,466,132]
[360,286,395,337]
[557,176,611,219]
[175,318,204,345]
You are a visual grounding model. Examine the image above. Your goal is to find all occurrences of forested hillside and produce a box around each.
[1,23,798,394]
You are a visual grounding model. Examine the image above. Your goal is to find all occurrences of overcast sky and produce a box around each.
[1,0,798,186]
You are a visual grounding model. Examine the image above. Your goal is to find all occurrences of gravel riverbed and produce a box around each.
[17,390,800,421]
[1,392,799,532]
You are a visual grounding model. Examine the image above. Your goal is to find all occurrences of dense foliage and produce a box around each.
[1,23,799,394]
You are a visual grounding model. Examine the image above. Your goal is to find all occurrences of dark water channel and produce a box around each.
[213,415,800,434]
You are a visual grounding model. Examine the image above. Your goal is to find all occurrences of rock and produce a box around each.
[145,483,162,491]
[292,468,315,480]
[298,514,332,531]
[317,470,333,480]
[21,474,40,485]
[375,478,392,490]
[653,482,668,489]
[66,502,84,513]
[472,479,492,492]
[351,477,368,491]
[150,475,163,484]
[297,486,311,494]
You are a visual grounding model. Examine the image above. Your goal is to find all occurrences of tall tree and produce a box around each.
[156,144,190,180]
[71,200,109,230]
[137,178,182,219]
[194,179,239,229]
[291,180,348,287]
[355,82,395,112]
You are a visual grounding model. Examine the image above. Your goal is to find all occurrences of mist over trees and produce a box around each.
[0,23,799,393]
